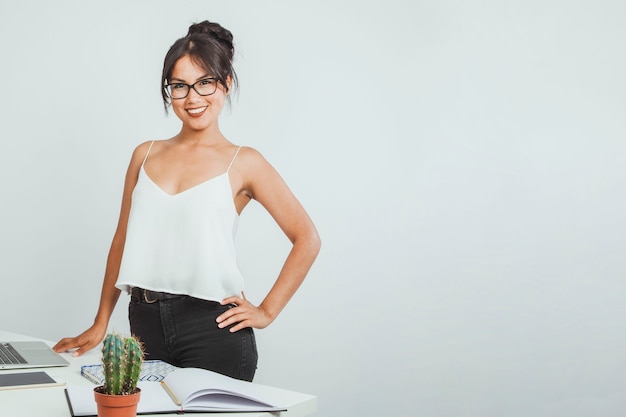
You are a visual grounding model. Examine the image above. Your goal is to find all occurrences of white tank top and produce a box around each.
[115,141,244,302]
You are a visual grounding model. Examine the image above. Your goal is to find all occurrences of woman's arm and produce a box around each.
[53,142,150,356]
[217,147,321,332]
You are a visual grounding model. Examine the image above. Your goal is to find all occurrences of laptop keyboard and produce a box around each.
[0,343,27,365]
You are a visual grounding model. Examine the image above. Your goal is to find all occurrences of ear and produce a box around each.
[225,75,232,93]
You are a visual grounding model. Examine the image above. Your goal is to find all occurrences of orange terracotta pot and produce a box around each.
[93,387,141,417]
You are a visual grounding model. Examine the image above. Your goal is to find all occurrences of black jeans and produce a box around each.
[128,290,258,381]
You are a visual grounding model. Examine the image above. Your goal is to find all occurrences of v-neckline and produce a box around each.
[141,165,228,197]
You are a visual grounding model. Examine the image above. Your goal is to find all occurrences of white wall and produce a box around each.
[1,1,625,416]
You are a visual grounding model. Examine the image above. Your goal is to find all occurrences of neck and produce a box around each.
[176,122,226,145]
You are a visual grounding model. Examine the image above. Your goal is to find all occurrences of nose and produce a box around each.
[186,86,203,100]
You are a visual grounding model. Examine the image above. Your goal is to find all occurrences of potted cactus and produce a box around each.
[93,333,144,417]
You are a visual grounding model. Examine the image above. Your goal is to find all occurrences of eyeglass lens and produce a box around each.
[167,79,217,99]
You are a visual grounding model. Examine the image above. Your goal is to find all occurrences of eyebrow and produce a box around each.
[169,74,214,83]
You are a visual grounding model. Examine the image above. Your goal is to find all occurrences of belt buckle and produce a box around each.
[143,289,158,304]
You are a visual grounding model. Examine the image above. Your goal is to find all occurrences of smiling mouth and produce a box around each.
[187,106,207,115]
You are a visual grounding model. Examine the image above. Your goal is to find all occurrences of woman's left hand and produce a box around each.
[216,292,273,332]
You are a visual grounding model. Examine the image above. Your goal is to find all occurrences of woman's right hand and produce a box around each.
[53,324,107,357]
[52,143,145,358]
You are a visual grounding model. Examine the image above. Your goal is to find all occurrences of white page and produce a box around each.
[136,382,180,413]
[65,386,98,417]
[165,368,286,410]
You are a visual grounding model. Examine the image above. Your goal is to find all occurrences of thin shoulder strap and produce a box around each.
[226,146,242,173]
[142,140,156,167]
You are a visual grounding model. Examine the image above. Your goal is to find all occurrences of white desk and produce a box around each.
[0,330,317,417]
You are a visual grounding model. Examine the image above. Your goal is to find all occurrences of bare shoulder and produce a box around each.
[233,146,291,202]
[235,146,273,172]
[129,140,159,164]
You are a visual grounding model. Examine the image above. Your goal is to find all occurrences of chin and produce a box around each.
[187,120,214,131]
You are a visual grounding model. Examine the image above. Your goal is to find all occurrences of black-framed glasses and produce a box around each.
[165,78,218,99]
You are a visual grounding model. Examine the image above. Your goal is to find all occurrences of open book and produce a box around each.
[66,367,293,415]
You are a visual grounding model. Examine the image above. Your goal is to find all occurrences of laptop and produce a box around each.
[0,341,70,369]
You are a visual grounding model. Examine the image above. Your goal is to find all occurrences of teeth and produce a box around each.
[188,107,206,114]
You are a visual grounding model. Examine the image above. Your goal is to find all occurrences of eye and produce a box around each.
[198,79,215,86]
[171,83,186,90]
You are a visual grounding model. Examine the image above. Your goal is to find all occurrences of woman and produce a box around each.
[53,21,321,382]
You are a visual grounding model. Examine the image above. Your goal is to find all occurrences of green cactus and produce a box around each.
[101,333,144,395]
[123,336,143,393]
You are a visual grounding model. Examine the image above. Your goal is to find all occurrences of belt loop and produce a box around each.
[143,288,158,304]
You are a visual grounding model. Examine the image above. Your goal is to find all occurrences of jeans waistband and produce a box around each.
[130,287,187,303]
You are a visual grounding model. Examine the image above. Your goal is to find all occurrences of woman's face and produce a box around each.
[168,54,229,132]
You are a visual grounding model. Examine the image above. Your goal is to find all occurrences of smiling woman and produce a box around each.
[52,20,321,382]
[161,21,238,112]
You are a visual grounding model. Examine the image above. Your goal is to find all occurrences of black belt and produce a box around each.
[130,287,187,303]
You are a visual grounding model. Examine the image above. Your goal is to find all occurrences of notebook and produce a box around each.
[0,341,70,370]
[80,360,178,385]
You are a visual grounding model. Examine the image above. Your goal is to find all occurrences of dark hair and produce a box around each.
[161,21,238,111]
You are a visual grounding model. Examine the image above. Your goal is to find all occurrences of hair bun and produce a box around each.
[187,21,233,50]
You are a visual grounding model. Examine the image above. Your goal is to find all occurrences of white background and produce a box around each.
[1,1,625,416]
